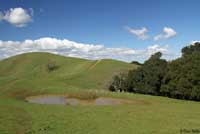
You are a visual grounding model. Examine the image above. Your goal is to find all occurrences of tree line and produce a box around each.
[109,42,200,101]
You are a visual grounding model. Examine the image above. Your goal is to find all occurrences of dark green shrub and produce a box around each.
[47,60,59,72]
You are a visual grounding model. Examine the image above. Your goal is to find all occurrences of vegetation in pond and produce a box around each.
[67,92,99,100]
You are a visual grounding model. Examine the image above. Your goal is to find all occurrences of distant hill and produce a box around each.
[0,52,138,95]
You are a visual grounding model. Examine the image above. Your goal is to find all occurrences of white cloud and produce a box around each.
[126,27,149,40]
[0,7,32,27]
[154,27,177,41]
[190,40,200,45]
[0,37,176,62]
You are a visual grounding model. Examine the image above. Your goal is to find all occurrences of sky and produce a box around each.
[0,0,200,62]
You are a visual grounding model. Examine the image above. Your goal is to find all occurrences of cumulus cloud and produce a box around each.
[126,27,149,40]
[0,7,32,27]
[190,40,200,45]
[0,37,177,62]
[154,27,177,41]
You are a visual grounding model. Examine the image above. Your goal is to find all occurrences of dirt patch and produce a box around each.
[26,95,150,106]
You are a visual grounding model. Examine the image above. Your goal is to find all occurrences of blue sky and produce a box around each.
[0,0,200,62]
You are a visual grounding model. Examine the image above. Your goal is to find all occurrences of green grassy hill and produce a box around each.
[0,52,200,134]
[0,52,136,96]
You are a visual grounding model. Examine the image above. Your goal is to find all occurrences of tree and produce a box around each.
[109,52,168,95]
[130,52,168,95]
[161,42,200,100]
[182,42,200,56]
[109,43,200,101]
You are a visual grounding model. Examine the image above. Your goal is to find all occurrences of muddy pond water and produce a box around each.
[26,95,135,106]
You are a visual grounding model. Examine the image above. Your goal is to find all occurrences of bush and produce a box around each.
[109,73,130,92]
[130,61,142,66]
[47,61,59,72]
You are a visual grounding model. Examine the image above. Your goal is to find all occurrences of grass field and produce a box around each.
[0,52,200,134]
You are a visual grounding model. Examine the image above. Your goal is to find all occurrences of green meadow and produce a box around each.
[0,52,200,134]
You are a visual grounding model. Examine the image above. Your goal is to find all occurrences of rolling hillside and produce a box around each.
[0,52,137,96]
[0,52,200,134]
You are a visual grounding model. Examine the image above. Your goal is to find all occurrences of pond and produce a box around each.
[26,95,135,106]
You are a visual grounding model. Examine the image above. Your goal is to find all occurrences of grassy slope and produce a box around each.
[0,52,200,134]
[1,93,200,134]
[0,52,136,95]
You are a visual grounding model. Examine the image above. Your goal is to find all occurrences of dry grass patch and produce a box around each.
[66,91,99,100]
